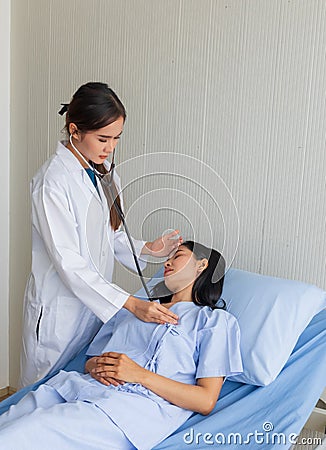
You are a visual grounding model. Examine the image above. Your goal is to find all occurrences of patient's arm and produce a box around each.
[91,352,223,415]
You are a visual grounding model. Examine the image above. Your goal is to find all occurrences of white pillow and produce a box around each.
[135,267,326,386]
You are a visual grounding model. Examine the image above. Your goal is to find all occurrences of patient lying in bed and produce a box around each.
[0,242,242,450]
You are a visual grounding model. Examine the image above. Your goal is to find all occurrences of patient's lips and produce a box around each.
[164,268,173,276]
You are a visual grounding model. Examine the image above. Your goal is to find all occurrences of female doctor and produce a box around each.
[19,82,181,388]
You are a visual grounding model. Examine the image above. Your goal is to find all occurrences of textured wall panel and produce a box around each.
[10,0,326,385]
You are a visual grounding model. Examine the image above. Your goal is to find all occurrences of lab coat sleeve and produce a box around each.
[32,186,129,323]
[114,230,148,272]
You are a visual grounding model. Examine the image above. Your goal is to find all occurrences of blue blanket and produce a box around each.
[1,310,325,449]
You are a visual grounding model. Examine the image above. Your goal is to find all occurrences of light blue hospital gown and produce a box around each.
[0,302,243,450]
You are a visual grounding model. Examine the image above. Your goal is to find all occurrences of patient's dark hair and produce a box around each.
[152,241,226,310]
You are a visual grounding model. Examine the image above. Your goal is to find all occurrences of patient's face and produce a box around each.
[163,246,200,294]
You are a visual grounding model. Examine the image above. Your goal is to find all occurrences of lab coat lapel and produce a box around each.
[81,170,103,207]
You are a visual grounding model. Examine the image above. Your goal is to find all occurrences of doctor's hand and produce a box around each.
[124,296,179,325]
[91,352,146,385]
[142,230,183,258]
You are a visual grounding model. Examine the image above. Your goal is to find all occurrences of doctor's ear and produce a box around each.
[69,124,80,139]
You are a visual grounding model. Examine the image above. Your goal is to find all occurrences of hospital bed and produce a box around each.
[1,268,325,449]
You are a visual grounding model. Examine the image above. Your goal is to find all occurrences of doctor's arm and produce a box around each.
[88,352,223,415]
[114,229,183,272]
[112,171,182,261]
[32,186,178,325]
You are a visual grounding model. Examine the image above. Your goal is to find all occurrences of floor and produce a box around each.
[292,428,326,449]
[0,390,15,402]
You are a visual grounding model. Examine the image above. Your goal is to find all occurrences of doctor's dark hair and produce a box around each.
[151,241,226,310]
[61,82,126,230]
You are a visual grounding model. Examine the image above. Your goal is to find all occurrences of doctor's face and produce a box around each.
[71,116,124,165]
[163,246,203,294]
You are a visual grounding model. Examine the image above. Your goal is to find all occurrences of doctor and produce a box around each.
[19,82,181,388]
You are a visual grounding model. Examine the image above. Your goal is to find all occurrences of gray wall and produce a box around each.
[8,0,326,387]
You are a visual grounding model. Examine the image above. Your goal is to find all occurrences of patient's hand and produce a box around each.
[91,352,146,384]
[85,356,123,387]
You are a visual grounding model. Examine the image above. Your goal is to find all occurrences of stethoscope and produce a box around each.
[69,134,155,301]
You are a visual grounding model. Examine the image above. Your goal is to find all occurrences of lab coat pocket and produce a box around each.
[35,301,57,348]
[24,302,45,344]
[36,306,43,342]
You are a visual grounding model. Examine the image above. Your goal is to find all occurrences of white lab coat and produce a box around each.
[19,141,147,388]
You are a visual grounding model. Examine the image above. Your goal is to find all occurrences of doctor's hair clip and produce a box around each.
[58,103,69,116]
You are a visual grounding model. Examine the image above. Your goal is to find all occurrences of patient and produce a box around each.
[0,241,242,450]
